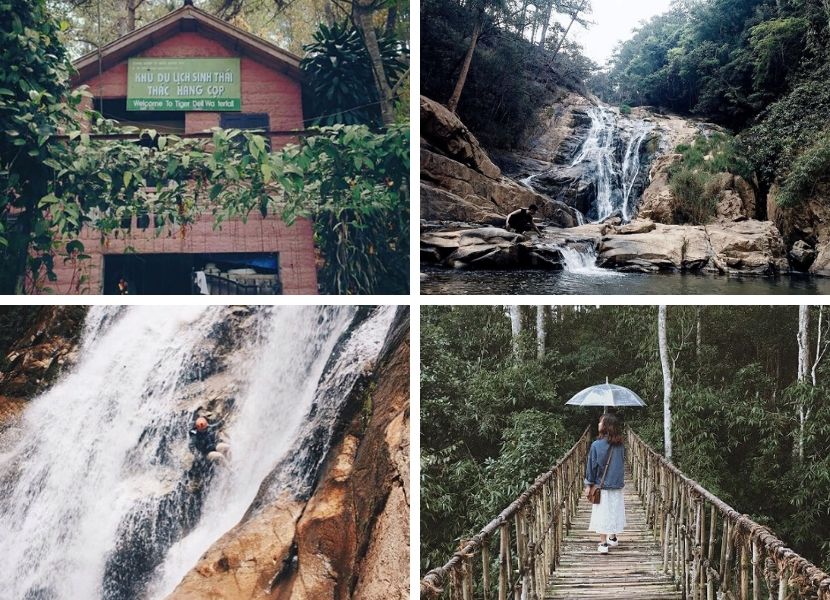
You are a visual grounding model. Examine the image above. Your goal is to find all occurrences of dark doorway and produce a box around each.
[94,98,186,134]
[103,252,281,295]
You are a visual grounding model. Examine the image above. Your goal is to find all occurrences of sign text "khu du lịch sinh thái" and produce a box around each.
[127,57,242,111]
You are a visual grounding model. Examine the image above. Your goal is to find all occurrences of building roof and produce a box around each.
[71,5,302,85]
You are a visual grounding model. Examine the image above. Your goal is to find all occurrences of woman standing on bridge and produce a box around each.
[584,413,626,554]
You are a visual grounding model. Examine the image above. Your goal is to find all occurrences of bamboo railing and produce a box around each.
[420,427,591,600]
[628,429,830,600]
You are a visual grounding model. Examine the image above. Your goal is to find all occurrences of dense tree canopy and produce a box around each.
[421,305,830,576]
[421,0,594,147]
[595,0,830,201]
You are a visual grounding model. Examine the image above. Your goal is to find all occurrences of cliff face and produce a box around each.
[167,310,410,600]
[0,306,88,427]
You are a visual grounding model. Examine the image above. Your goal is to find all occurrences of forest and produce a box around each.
[420,0,594,147]
[421,305,830,577]
[0,0,409,294]
[597,0,830,205]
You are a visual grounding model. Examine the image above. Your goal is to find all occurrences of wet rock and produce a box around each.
[613,219,656,235]
[789,240,817,272]
[169,315,410,600]
[530,165,595,215]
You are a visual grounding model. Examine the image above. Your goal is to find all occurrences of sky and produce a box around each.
[564,0,675,67]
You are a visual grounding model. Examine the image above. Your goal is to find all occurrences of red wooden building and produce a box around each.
[51,4,317,294]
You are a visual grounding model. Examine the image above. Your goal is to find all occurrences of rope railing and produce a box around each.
[628,428,830,600]
[420,427,591,600]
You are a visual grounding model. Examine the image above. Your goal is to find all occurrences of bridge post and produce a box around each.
[482,542,490,599]
[706,504,716,600]
[751,538,761,600]
[498,523,510,600]
[741,537,750,600]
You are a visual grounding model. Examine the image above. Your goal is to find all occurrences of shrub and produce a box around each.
[619,103,632,115]
[670,168,717,224]
[777,133,830,207]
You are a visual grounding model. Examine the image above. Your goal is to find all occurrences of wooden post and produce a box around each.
[777,566,787,600]
[751,539,761,600]
[720,519,729,592]
[724,522,734,594]
[482,541,491,600]
[499,523,510,600]
[707,504,716,600]
[740,539,749,600]
[463,555,473,600]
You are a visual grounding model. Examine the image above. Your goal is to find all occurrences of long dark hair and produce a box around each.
[599,413,623,445]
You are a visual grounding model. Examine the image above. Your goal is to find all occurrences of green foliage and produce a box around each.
[619,103,632,115]
[301,21,408,127]
[776,132,830,207]
[420,0,593,148]
[423,305,830,575]
[669,168,715,225]
[282,124,410,294]
[0,0,408,294]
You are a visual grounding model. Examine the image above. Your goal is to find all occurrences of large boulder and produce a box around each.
[705,220,788,275]
[421,227,567,270]
[420,95,584,228]
[636,154,682,224]
[597,224,710,272]
[789,240,817,272]
[530,165,595,215]
[420,96,501,179]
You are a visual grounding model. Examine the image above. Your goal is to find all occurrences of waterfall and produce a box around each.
[569,106,653,223]
[620,120,654,221]
[559,245,621,276]
[0,305,396,600]
[570,106,616,221]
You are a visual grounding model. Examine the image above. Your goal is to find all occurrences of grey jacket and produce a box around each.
[584,438,625,489]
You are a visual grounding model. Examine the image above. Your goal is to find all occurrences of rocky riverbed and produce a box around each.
[420,93,830,281]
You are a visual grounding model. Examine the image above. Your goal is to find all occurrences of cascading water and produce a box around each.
[0,305,397,600]
[570,106,617,221]
[568,105,653,223]
[559,245,622,276]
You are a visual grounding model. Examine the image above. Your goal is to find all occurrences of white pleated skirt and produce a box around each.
[589,488,626,534]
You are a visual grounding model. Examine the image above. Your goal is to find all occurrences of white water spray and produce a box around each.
[559,246,622,276]
[0,306,397,600]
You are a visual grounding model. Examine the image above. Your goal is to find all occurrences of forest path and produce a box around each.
[545,465,680,600]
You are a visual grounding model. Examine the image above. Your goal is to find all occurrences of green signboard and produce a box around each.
[127,58,241,111]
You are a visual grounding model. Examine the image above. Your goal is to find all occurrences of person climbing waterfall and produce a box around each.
[505,204,542,236]
[188,416,230,465]
[584,412,626,554]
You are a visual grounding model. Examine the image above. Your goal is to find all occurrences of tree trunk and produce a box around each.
[812,305,824,387]
[126,0,136,33]
[797,305,809,460]
[658,305,673,461]
[549,0,588,62]
[510,305,522,360]
[385,3,398,36]
[353,2,396,126]
[538,0,552,49]
[536,305,545,359]
[447,17,482,113]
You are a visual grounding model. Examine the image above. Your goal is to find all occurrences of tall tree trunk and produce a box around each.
[447,18,482,113]
[509,305,522,360]
[797,305,810,461]
[536,305,545,359]
[538,0,552,48]
[812,305,825,387]
[658,305,672,461]
[385,4,398,36]
[549,0,588,62]
[353,2,396,126]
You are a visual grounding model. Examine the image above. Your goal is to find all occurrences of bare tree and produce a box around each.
[536,305,545,359]
[811,305,830,387]
[797,305,810,460]
[658,305,672,461]
[509,305,522,360]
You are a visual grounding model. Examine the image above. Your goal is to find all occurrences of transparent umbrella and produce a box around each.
[565,378,646,410]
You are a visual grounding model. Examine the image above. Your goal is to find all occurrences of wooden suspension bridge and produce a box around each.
[420,428,830,600]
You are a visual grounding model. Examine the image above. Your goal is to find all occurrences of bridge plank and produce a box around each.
[545,467,681,600]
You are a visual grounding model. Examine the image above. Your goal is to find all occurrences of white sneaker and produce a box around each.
[607,537,619,547]
[597,543,609,554]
